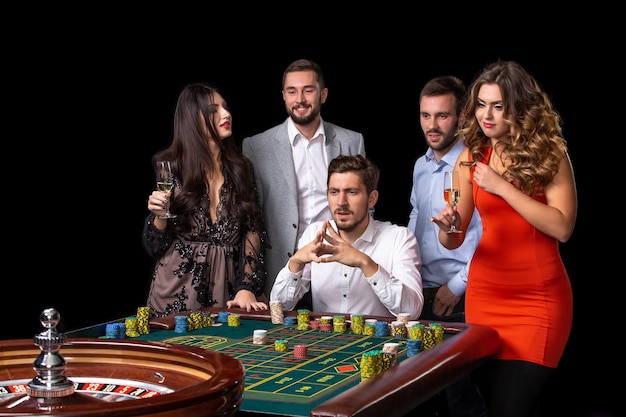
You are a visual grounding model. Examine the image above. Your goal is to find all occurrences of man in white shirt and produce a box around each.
[270,155,424,319]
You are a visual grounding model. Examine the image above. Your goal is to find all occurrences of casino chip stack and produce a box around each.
[117,323,126,338]
[422,327,437,349]
[319,316,333,332]
[136,307,150,335]
[350,314,364,334]
[429,323,444,343]
[227,314,241,327]
[396,313,411,325]
[360,350,383,382]
[125,316,140,338]
[382,342,399,368]
[174,316,189,333]
[380,350,393,371]
[391,321,408,339]
[274,339,288,352]
[104,323,125,339]
[202,311,214,327]
[406,339,423,357]
[253,329,267,345]
[409,323,425,344]
[297,309,310,330]
[375,321,389,336]
[217,311,230,324]
[294,345,308,358]
[269,301,284,324]
[188,311,204,331]
[333,315,347,333]
[363,323,376,335]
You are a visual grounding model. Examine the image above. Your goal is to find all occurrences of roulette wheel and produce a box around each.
[0,308,245,417]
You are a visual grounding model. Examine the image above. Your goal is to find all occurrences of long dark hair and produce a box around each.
[152,82,263,233]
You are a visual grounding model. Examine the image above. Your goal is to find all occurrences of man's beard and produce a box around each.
[288,105,320,125]
[429,130,458,152]
[335,211,367,233]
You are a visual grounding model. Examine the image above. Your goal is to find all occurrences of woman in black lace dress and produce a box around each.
[143,83,268,317]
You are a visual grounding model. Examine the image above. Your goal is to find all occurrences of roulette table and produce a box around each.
[0,307,499,417]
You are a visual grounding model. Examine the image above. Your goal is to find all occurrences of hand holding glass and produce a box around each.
[443,171,462,233]
[156,160,177,219]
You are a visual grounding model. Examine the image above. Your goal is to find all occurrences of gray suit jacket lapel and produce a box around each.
[272,120,298,197]
[324,122,341,160]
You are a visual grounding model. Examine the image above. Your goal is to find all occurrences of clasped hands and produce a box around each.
[288,220,370,274]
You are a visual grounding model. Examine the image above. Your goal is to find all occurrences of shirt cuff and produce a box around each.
[447,277,466,297]
[287,270,302,288]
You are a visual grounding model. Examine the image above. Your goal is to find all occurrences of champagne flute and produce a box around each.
[156,160,177,219]
[443,170,462,233]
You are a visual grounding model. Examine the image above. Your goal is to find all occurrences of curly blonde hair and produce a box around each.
[459,61,568,196]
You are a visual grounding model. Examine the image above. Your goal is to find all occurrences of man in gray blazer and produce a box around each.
[242,58,365,300]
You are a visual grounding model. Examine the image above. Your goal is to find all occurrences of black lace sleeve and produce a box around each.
[142,213,176,258]
[234,226,268,297]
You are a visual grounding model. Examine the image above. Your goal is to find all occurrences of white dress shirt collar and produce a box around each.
[287,117,326,145]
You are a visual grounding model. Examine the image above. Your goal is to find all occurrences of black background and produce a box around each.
[4,16,615,417]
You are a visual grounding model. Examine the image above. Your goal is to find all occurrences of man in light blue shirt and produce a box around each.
[408,76,485,417]
[409,76,482,321]
[409,138,481,319]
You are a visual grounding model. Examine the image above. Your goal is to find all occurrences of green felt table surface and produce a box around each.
[64,308,500,417]
[133,316,435,417]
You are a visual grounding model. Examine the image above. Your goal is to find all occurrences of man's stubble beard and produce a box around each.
[334,211,368,234]
[288,104,321,126]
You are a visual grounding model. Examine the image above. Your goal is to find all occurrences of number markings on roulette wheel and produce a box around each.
[0,377,173,403]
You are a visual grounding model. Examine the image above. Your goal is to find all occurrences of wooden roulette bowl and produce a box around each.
[0,311,245,417]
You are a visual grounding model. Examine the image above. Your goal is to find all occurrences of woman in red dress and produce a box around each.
[431,61,577,417]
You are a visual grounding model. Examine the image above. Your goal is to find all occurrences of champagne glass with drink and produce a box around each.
[443,170,462,233]
[156,160,177,219]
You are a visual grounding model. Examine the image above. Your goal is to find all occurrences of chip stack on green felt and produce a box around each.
[136,307,150,335]
[363,323,376,335]
[297,309,310,330]
[227,314,241,326]
[333,315,347,333]
[409,322,424,342]
[382,342,399,367]
[188,312,203,331]
[202,312,214,327]
[124,316,140,338]
[274,339,288,352]
[269,301,284,324]
[391,321,408,339]
[319,316,333,332]
[423,327,437,349]
[174,316,188,333]
[360,349,383,382]
[351,314,364,334]
[429,323,444,343]
[294,344,308,358]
